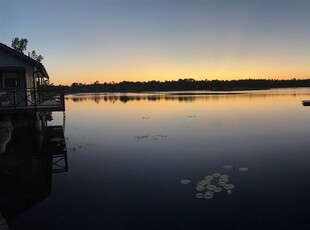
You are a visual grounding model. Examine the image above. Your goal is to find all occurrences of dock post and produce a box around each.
[35,113,42,132]
[0,119,14,154]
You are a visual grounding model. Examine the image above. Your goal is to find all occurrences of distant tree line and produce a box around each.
[47,78,310,93]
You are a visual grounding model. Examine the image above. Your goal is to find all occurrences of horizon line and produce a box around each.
[51,77,310,86]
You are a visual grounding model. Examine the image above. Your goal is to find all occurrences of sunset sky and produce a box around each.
[1,0,310,85]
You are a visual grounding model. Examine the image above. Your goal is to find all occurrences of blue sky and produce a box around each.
[1,0,310,85]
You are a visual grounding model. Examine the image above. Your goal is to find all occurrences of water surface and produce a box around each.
[4,88,310,229]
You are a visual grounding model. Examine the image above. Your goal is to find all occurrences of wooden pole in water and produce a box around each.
[0,119,13,154]
[35,113,42,132]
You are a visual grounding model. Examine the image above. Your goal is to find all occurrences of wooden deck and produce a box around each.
[0,102,64,114]
[0,88,65,114]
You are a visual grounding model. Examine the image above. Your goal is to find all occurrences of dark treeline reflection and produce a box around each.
[67,93,239,103]
[66,90,309,104]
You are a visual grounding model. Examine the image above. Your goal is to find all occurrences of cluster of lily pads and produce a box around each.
[181,165,249,200]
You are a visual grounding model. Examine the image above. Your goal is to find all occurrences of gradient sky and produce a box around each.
[1,0,310,85]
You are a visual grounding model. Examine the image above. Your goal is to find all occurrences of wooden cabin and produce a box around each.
[0,42,64,114]
[0,42,65,153]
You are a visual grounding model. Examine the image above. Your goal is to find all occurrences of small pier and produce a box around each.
[302,100,310,106]
[44,126,68,173]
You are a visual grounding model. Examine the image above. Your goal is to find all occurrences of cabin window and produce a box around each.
[2,72,19,89]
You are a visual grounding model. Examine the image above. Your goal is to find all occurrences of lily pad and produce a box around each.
[204,191,214,199]
[213,187,223,193]
[223,165,233,169]
[239,167,249,172]
[220,174,229,179]
[197,180,208,186]
[218,181,227,187]
[219,178,229,183]
[180,179,191,185]
[196,193,204,199]
[196,186,205,191]
[223,184,235,190]
[206,184,217,190]
[212,173,221,177]
[205,175,214,181]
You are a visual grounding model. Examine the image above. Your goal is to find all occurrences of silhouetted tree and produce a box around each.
[11,37,44,62]
[28,50,44,62]
[11,37,28,53]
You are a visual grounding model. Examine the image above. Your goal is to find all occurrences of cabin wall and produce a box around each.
[0,51,34,86]
[0,51,34,105]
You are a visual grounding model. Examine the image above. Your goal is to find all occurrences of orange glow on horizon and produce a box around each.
[50,68,310,86]
[45,54,310,85]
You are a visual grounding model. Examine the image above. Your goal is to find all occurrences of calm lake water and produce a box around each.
[3,88,310,229]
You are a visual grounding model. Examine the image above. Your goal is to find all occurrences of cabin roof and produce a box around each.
[0,42,49,79]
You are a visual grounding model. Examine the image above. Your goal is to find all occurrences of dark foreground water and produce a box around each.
[2,88,310,229]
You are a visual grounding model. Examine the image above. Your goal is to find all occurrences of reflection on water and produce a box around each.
[0,126,67,227]
[66,88,310,104]
[4,88,310,229]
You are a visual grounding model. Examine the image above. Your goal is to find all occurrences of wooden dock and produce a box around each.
[302,100,310,106]
[44,126,68,173]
